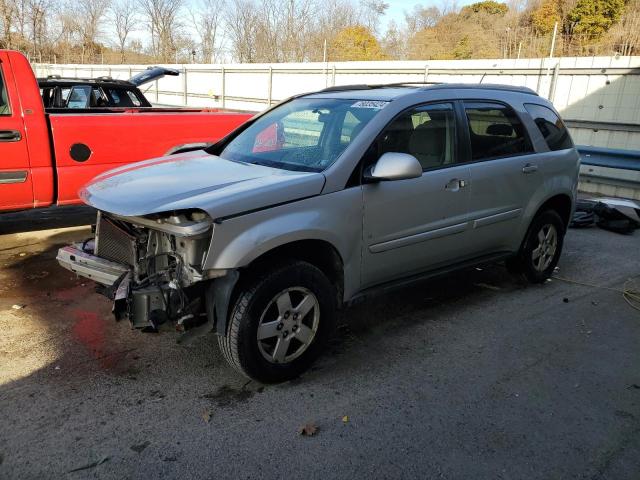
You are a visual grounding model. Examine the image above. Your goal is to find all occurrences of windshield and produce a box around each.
[217,97,386,172]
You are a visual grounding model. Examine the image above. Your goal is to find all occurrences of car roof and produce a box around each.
[38,77,136,89]
[305,83,538,101]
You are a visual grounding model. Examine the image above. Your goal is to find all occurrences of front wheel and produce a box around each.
[217,261,337,383]
[507,210,566,283]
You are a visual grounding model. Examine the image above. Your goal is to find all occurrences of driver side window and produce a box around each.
[379,103,457,171]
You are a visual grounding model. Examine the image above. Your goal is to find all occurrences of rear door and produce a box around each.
[463,101,544,254]
[0,53,33,211]
[361,102,473,288]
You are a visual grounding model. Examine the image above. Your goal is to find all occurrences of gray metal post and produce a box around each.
[331,65,336,87]
[155,80,159,103]
[183,67,188,106]
[535,58,544,94]
[424,66,429,83]
[549,62,560,101]
[221,66,226,109]
[268,66,273,106]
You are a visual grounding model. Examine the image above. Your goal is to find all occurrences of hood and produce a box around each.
[129,66,180,86]
[80,151,326,218]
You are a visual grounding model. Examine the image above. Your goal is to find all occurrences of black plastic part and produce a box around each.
[204,271,240,336]
[70,143,92,162]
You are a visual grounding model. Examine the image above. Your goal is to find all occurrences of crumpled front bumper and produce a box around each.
[56,244,130,286]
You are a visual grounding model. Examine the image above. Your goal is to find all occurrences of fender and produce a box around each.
[203,188,364,300]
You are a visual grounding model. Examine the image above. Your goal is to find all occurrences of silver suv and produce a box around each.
[58,84,580,382]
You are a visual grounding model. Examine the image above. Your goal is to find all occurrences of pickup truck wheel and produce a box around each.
[508,210,565,283]
[218,261,336,383]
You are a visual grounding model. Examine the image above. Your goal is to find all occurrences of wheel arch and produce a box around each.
[534,193,573,231]
[240,239,345,306]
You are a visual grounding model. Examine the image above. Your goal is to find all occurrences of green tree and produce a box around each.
[530,0,561,34]
[453,36,473,58]
[461,0,509,17]
[329,25,386,61]
[567,0,626,38]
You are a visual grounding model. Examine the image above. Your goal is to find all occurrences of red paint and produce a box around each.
[0,50,253,212]
[72,310,106,363]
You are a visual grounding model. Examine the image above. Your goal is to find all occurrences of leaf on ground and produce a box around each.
[202,409,211,423]
[298,423,318,436]
[342,415,349,424]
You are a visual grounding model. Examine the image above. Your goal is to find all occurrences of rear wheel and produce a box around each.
[218,261,336,383]
[507,210,565,283]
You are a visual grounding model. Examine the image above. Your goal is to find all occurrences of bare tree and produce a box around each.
[359,0,388,34]
[140,0,183,62]
[404,5,441,35]
[224,0,260,62]
[0,0,16,48]
[190,0,223,62]
[77,0,110,49]
[112,0,137,62]
[26,0,50,56]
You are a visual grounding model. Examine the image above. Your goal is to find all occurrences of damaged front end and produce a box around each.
[57,210,234,338]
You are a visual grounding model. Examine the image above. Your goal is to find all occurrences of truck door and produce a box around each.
[0,54,33,211]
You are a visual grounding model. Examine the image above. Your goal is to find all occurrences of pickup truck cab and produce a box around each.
[58,83,580,383]
[0,50,252,212]
[39,66,180,109]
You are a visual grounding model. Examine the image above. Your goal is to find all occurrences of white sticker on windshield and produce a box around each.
[351,100,389,110]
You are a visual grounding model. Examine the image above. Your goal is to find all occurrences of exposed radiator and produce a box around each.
[95,212,137,266]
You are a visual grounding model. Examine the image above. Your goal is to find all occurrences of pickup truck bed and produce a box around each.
[0,50,253,212]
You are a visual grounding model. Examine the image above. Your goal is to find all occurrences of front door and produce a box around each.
[0,54,33,211]
[361,102,473,289]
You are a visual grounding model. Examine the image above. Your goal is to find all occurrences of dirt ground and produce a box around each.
[0,207,639,479]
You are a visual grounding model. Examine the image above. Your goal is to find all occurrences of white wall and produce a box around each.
[34,56,640,151]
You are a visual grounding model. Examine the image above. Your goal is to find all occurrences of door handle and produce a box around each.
[522,163,538,174]
[0,130,21,142]
[445,178,467,191]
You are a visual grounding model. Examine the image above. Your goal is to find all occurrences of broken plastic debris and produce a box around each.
[18,252,26,257]
[342,415,349,424]
[11,304,26,310]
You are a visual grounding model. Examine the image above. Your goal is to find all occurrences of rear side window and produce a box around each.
[464,102,533,161]
[524,103,573,151]
[0,70,10,115]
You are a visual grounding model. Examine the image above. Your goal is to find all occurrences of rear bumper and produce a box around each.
[56,244,129,286]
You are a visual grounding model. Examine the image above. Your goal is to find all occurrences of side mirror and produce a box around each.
[365,152,422,182]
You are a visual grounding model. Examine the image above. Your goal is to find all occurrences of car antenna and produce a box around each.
[479,72,487,84]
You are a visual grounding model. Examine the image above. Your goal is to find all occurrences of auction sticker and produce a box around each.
[351,100,389,110]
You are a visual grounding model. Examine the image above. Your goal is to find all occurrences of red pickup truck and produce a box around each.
[0,50,253,212]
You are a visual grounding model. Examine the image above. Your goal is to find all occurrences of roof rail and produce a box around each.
[319,84,373,92]
[424,83,538,95]
[317,82,538,96]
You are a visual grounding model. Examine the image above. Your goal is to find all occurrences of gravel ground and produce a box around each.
[0,208,639,480]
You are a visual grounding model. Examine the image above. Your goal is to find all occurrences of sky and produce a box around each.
[381,0,478,29]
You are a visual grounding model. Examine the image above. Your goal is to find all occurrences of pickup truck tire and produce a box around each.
[218,261,337,383]
[507,210,565,283]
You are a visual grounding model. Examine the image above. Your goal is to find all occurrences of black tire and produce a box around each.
[507,210,566,283]
[218,261,337,383]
